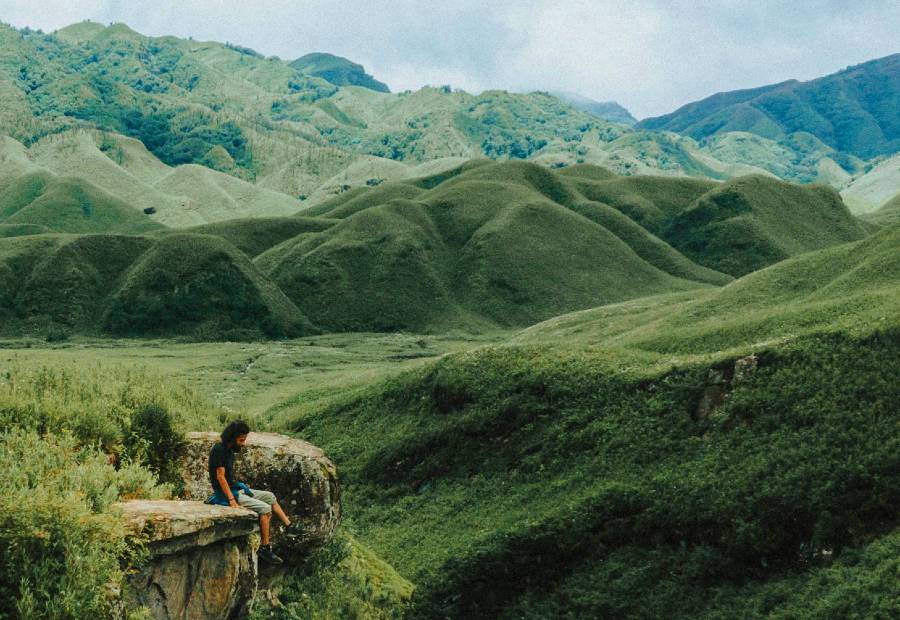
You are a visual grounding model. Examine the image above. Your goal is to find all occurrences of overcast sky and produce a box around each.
[1,0,897,119]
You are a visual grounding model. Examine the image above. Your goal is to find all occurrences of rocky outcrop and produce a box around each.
[180,431,341,559]
[116,500,260,620]
[694,354,759,420]
[116,432,341,619]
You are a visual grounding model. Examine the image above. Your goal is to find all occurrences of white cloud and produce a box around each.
[0,0,896,118]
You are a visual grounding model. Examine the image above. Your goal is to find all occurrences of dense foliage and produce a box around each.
[290,327,900,619]
[0,362,226,619]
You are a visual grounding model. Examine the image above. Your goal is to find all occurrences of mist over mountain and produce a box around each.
[550,91,637,125]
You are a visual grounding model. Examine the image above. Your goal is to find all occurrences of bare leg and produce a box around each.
[271,502,291,527]
[259,513,271,546]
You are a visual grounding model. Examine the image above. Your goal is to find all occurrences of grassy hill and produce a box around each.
[0,19,876,210]
[0,232,316,338]
[257,161,737,332]
[840,153,900,214]
[0,170,163,234]
[0,159,871,338]
[1,130,308,227]
[290,52,390,93]
[664,175,867,276]
[862,192,900,226]
[280,223,900,618]
[638,54,900,161]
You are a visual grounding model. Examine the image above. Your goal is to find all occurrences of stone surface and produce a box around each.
[695,355,761,421]
[733,354,759,384]
[180,431,341,558]
[116,500,259,620]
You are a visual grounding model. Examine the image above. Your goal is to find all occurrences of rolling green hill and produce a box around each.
[290,52,390,93]
[0,130,308,227]
[664,175,867,276]
[0,170,163,234]
[281,223,900,619]
[862,192,900,226]
[0,19,881,211]
[257,161,735,332]
[170,216,339,257]
[0,232,316,339]
[0,159,871,338]
[638,54,900,161]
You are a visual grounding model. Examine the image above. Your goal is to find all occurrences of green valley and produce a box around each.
[0,13,897,620]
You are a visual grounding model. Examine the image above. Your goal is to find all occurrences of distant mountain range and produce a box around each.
[0,20,894,218]
[638,54,900,161]
[550,91,637,125]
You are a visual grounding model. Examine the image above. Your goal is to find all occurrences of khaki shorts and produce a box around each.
[237,488,277,515]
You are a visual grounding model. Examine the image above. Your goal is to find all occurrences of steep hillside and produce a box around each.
[638,54,900,160]
[282,224,900,619]
[290,52,390,92]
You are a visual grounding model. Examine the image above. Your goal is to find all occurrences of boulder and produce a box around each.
[180,432,342,558]
[116,500,259,620]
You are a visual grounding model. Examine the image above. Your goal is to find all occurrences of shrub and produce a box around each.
[0,429,169,619]
[44,325,70,343]
[125,403,187,490]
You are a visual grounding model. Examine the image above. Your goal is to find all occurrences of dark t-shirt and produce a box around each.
[208,442,236,496]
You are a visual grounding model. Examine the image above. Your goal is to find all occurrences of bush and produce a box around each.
[0,429,169,619]
[44,325,70,343]
[125,403,187,491]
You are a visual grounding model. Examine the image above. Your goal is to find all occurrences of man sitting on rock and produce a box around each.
[208,420,302,565]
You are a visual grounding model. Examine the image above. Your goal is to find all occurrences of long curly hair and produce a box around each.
[221,420,251,447]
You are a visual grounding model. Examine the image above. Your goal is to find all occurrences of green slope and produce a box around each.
[280,225,900,619]
[258,161,734,332]
[0,19,879,208]
[290,52,390,93]
[170,216,338,257]
[638,54,900,160]
[105,233,315,338]
[665,175,867,276]
[861,193,900,227]
[0,171,163,235]
[840,153,900,214]
[565,174,718,234]
[0,160,870,338]
[0,232,317,339]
